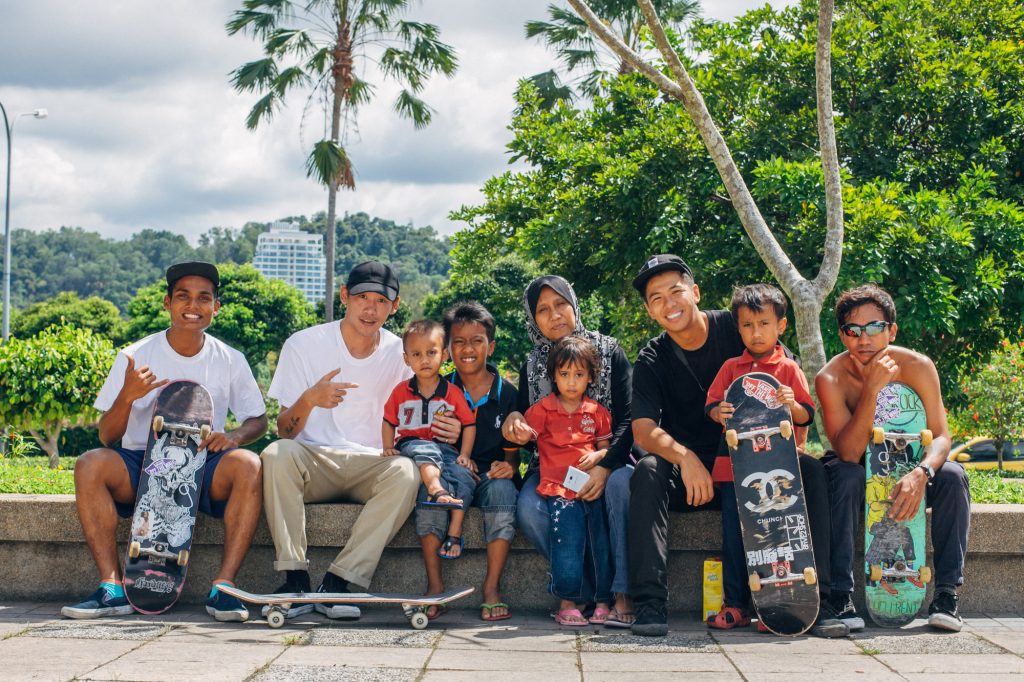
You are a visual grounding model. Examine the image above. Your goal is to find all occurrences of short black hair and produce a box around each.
[545,336,599,394]
[730,283,788,323]
[442,301,496,343]
[402,319,445,348]
[834,284,897,327]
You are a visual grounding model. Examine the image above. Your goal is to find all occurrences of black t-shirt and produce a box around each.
[631,310,745,469]
[516,343,635,470]
[449,365,519,475]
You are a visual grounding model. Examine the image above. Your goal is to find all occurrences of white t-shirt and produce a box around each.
[268,321,412,453]
[95,331,267,451]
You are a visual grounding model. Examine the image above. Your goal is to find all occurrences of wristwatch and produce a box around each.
[917,463,936,482]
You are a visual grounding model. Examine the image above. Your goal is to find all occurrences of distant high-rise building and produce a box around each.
[252,222,326,305]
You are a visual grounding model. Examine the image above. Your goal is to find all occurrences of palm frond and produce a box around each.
[393,89,433,129]
[265,28,315,56]
[246,92,279,129]
[346,76,375,107]
[306,139,355,189]
[230,58,280,93]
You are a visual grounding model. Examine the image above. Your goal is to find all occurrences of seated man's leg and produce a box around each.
[822,453,866,630]
[201,447,262,621]
[516,471,551,560]
[62,447,139,618]
[605,465,635,625]
[798,453,849,638]
[709,482,751,630]
[477,475,517,620]
[926,461,970,631]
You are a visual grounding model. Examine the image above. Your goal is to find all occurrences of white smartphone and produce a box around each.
[563,466,590,493]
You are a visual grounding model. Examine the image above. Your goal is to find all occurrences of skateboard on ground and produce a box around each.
[216,584,475,629]
[124,381,213,614]
[864,381,933,627]
[725,372,818,636]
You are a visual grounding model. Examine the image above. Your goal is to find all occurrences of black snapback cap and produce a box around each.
[166,261,220,291]
[346,261,399,301]
[632,254,693,295]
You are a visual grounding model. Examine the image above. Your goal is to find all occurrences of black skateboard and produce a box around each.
[124,381,213,614]
[725,372,818,635]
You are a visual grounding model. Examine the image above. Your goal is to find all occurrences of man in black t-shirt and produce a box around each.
[627,255,839,638]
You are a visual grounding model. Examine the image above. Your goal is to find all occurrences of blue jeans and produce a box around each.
[547,495,613,603]
[415,471,518,544]
[399,439,467,505]
[824,454,970,593]
[517,466,632,595]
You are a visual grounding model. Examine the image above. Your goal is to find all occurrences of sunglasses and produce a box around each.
[840,320,891,338]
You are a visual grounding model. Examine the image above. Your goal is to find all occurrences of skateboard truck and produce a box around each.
[871,428,933,449]
[868,560,932,584]
[152,416,212,445]
[726,420,792,449]
[128,540,190,567]
[748,566,816,592]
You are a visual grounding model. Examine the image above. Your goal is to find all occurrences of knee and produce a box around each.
[386,455,419,488]
[934,462,969,496]
[827,459,863,497]
[220,448,262,485]
[606,466,632,501]
[482,479,518,508]
[73,448,119,484]
[798,455,827,489]
[260,438,301,471]
[630,456,660,493]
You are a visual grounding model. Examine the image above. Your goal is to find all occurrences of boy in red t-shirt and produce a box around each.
[383,320,476,559]
[524,336,613,627]
[702,283,817,631]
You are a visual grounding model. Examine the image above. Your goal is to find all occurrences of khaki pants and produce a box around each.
[261,439,418,588]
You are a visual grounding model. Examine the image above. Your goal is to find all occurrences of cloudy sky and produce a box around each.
[1,0,784,242]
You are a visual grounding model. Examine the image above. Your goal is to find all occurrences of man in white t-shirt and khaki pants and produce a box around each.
[261,261,461,620]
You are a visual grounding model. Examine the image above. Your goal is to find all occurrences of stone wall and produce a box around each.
[1,494,1020,613]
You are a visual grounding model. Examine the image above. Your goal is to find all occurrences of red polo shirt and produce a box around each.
[383,375,475,445]
[705,344,815,482]
[524,393,612,499]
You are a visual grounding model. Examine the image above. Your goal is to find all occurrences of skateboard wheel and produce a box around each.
[748,573,762,592]
[869,564,883,582]
[267,610,286,629]
[726,430,739,449]
[803,567,817,585]
[779,420,793,440]
[152,416,164,433]
[920,429,933,447]
[410,612,429,630]
[872,427,885,445]
[199,424,211,441]
[176,549,190,567]
[919,566,932,584]
[128,541,141,559]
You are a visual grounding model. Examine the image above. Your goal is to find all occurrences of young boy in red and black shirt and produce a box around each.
[383,320,476,559]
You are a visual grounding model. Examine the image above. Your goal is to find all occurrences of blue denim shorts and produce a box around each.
[113,446,229,519]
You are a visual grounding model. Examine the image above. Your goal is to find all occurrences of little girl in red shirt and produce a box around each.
[524,336,613,626]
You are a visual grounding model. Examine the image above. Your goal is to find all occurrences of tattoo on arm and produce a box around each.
[282,416,299,437]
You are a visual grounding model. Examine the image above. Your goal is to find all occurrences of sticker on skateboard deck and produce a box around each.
[216,585,475,629]
[725,373,818,636]
[125,381,213,614]
[864,382,932,627]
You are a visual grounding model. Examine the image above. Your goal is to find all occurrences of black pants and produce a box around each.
[628,453,833,609]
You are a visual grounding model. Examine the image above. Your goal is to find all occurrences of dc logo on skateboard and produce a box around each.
[741,468,797,513]
[742,376,782,409]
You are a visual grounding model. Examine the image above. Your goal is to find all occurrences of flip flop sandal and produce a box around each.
[437,535,464,560]
[555,608,589,627]
[589,607,611,625]
[422,489,463,509]
[480,602,512,621]
[426,603,449,621]
[605,607,635,628]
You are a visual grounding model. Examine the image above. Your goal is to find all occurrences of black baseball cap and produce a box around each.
[346,261,399,301]
[166,261,220,292]
[632,254,693,296]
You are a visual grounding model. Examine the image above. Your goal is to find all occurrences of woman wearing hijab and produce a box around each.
[503,275,636,627]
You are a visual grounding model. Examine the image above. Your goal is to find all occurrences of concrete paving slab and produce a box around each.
[0,636,139,681]
[728,652,898,675]
[975,631,1024,655]
[428,648,579,673]
[421,672,558,682]
[851,631,1002,654]
[964,615,1008,631]
[580,631,719,653]
[25,622,168,641]
[713,632,861,654]
[581,651,734,672]
[273,643,431,669]
[876,653,1024,675]
[901,675,1024,682]
[81,640,281,681]
[307,627,440,647]
[0,622,31,639]
[254,665,418,682]
[989,616,1024,631]
[160,622,311,645]
[438,627,578,652]
[584,674,744,682]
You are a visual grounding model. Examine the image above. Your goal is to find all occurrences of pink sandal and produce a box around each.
[589,607,611,625]
[555,608,589,626]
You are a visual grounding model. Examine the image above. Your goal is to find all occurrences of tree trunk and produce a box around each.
[29,426,61,469]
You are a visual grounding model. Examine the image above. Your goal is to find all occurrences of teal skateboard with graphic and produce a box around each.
[864,382,933,627]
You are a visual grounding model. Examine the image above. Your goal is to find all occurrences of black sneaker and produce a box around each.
[812,596,850,638]
[830,592,865,631]
[61,585,134,619]
[631,600,668,637]
[314,572,360,620]
[261,570,314,619]
[928,591,962,632]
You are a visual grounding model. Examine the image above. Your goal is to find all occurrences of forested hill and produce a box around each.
[9,212,451,312]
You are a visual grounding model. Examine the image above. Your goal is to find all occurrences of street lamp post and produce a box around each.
[1,102,48,342]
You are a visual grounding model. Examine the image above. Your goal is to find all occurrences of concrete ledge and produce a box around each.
[1,494,1020,613]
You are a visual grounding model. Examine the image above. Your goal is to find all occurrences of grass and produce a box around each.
[0,456,76,494]
[966,468,1024,504]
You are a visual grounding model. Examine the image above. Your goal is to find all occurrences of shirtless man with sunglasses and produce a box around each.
[815,284,970,632]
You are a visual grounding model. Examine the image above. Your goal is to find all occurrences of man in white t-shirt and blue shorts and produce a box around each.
[61,262,269,622]
[261,261,462,620]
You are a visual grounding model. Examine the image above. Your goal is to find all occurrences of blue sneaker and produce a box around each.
[61,585,134,619]
[206,584,250,622]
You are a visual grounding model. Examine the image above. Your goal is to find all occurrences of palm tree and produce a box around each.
[227,0,457,321]
[525,0,700,107]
